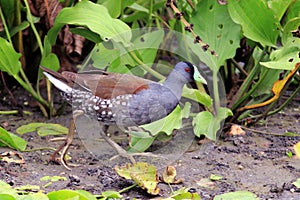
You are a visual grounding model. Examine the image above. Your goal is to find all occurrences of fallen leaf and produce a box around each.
[196,178,215,189]
[294,142,300,158]
[162,166,183,184]
[228,124,246,136]
[209,174,223,181]
[115,162,160,195]
[0,151,25,164]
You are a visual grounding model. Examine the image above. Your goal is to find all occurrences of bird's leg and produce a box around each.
[99,125,136,163]
[49,110,84,170]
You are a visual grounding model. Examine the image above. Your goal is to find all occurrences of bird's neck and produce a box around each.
[162,71,187,100]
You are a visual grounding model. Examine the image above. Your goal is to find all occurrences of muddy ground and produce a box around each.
[0,87,299,200]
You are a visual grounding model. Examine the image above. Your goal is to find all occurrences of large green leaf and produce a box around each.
[90,29,164,74]
[0,127,27,151]
[228,0,280,47]
[268,0,293,21]
[193,107,232,140]
[214,191,259,200]
[191,0,241,69]
[98,0,122,18]
[285,0,300,22]
[0,37,21,76]
[47,190,96,200]
[47,1,131,45]
[260,38,300,70]
[282,17,300,45]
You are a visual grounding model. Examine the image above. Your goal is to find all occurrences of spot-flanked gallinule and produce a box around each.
[41,62,206,169]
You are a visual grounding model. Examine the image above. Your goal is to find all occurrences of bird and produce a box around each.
[41,62,206,169]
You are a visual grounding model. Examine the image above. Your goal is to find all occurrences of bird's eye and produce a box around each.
[184,67,191,73]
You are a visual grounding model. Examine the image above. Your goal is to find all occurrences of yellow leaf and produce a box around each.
[294,142,300,158]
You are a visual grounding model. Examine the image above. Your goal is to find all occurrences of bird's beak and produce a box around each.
[193,65,207,85]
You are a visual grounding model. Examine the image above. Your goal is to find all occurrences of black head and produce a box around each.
[173,61,207,84]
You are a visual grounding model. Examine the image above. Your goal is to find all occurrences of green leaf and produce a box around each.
[14,184,40,192]
[127,131,155,153]
[268,0,293,21]
[0,127,27,151]
[285,0,300,22]
[132,29,164,65]
[48,1,131,45]
[260,38,300,70]
[91,43,121,70]
[214,191,259,200]
[191,0,241,69]
[171,188,201,200]
[0,194,15,200]
[128,103,190,152]
[0,180,18,199]
[293,178,300,188]
[69,27,102,43]
[182,85,212,107]
[115,162,159,195]
[16,123,68,136]
[192,111,213,138]
[40,175,67,182]
[193,108,232,140]
[282,17,300,45]
[100,190,122,199]
[24,192,49,200]
[0,0,16,28]
[210,174,223,181]
[47,189,95,200]
[181,102,191,119]
[9,21,30,38]
[228,0,280,47]
[40,53,60,72]
[0,37,22,75]
[141,104,183,136]
[294,142,300,158]
[98,0,122,18]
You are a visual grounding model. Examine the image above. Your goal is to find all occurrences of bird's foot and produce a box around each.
[49,136,77,170]
[49,110,83,170]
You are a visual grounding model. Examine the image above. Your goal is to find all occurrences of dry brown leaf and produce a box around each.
[228,124,246,136]
[0,151,25,164]
[162,166,183,184]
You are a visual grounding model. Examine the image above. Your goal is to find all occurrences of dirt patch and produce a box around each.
[0,87,299,199]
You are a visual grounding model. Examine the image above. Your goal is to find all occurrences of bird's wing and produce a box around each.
[61,71,155,99]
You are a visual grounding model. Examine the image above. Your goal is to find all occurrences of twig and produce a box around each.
[166,0,217,56]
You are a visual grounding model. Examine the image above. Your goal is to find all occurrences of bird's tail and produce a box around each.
[40,66,72,94]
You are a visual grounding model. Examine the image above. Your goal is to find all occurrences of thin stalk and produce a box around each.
[118,183,138,194]
[213,70,220,115]
[247,81,300,122]
[0,110,32,115]
[13,74,48,108]
[266,85,300,116]
[148,0,153,30]
[23,0,43,55]
[0,7,12,45]
[232,67,269,111]
[232,48,267,110]
[128,51,165,80]
[1,1,48,112]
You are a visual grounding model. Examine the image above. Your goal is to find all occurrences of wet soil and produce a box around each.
[0,87,299,200]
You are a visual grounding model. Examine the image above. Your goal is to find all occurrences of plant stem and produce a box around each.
[118,183,138,194]
[23,0,43,55]
[128,51,165,80]
[0,7,12,45]
[213,70,220,114]
[0,110,32,115]
[231,48,267,110]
